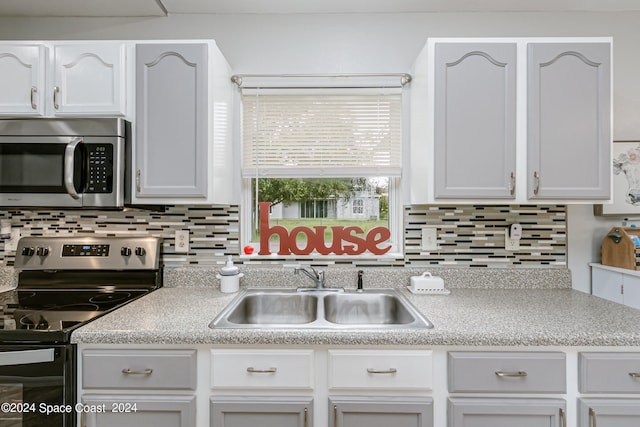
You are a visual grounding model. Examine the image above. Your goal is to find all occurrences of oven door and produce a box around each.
[0,137,85,208]
[0,345,75,427]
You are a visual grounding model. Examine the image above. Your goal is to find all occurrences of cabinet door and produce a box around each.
[527,42,611,199]
[591,268,624,304]
[52,43,126,115]
[448,398,566,427]
[135,43,208,200]
[433,43,517,199]
[0,45,46,115]
[622,274,640,309]
[210,396,312,427]
[331,396,432,427]
[82,395,196,427]
[579,399,640,427]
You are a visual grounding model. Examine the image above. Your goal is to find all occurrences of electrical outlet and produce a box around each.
[175,230,189,253]
[421,227,438,251]
[505,232,520,251]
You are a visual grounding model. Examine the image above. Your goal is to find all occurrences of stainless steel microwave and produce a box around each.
[0,118,130,208]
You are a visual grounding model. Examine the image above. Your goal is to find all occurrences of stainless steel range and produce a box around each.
[0,236,162,427]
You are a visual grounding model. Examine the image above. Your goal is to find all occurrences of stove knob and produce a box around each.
[21,247,35,257]
[35,247,49,257]
[135,247,146,256]
[121,247,132,257]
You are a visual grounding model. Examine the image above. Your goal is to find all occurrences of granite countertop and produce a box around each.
[70,286,640,347]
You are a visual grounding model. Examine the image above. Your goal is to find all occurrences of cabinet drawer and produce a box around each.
[579,352,640,393]
[448,352,566,393]
[82,349,197,390]
[328,350,432,390]
[210,349,314,389]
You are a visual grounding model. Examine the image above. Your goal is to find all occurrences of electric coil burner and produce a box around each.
[0,236,162,427]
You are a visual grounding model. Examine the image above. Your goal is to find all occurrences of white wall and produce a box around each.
[2,11,639,289]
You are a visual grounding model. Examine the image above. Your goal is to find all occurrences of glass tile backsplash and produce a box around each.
[0,204,565,268]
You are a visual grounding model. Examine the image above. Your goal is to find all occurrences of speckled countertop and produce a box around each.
[70,285,640,347]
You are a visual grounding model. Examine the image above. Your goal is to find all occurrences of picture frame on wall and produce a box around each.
[595,140,640,216]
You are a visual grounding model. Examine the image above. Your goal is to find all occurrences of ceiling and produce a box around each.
[2,0,640,17]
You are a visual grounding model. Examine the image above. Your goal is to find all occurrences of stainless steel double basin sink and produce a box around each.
[209,288,433,329]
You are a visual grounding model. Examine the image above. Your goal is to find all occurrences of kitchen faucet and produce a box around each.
[294,266,325,289]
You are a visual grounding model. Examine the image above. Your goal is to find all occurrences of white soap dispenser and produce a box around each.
[217,256,243,293]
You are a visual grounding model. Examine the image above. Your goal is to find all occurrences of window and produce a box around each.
[352,199,364,215]
[239,76,404,257]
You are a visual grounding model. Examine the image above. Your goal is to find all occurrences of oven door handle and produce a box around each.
[0,348,55,366]
[64,137,83,200]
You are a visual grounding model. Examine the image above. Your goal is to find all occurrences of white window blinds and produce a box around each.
[242,90,402,178]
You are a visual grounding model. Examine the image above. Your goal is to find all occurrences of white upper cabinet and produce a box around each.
[410,37,612,204]
[0,45,46,115]
[0,42,127,117]
[131,41,235,205]
[433,43,517,199]
[527,42,611,199]
[52,43,127,116]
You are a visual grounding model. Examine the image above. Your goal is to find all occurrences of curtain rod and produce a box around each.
[230,73,412,89]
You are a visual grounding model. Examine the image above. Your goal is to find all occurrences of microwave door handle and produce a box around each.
[64,137,83,200]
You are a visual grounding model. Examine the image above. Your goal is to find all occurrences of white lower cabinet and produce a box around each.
[447,352,567,427]
[448,398,566,427]
[81,395,196,427]
[578,399,640,427]
[209,349,433,427]
[330,396,433,427]
[78,346,640,427]
[590,264,640,309]
[210,396,312,427]
[577,352,640,426]
[80,348,197,427]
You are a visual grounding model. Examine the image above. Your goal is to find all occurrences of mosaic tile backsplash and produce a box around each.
[0,204,565,268]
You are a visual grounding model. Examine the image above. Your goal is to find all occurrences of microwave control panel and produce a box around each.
[86,144,113,193]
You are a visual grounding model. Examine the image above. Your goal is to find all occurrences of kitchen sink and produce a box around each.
[225,292,318,325]
[209,288,433,329]
[323,293,416,325]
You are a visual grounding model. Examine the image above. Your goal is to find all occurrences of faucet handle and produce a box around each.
[357,270,364,292]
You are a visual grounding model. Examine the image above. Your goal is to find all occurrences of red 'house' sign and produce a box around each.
[258,202,392,256]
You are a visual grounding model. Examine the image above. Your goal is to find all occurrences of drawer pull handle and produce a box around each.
[246,367,277,373]
[495,370,527,378]
[122,368,153,375]
[589,407,597,427]
[629,372,640,378]
[560,408,567,427]
[367,368,397,374]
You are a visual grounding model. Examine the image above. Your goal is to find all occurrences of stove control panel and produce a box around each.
[14,237,162,270]
[62,244,110,257]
